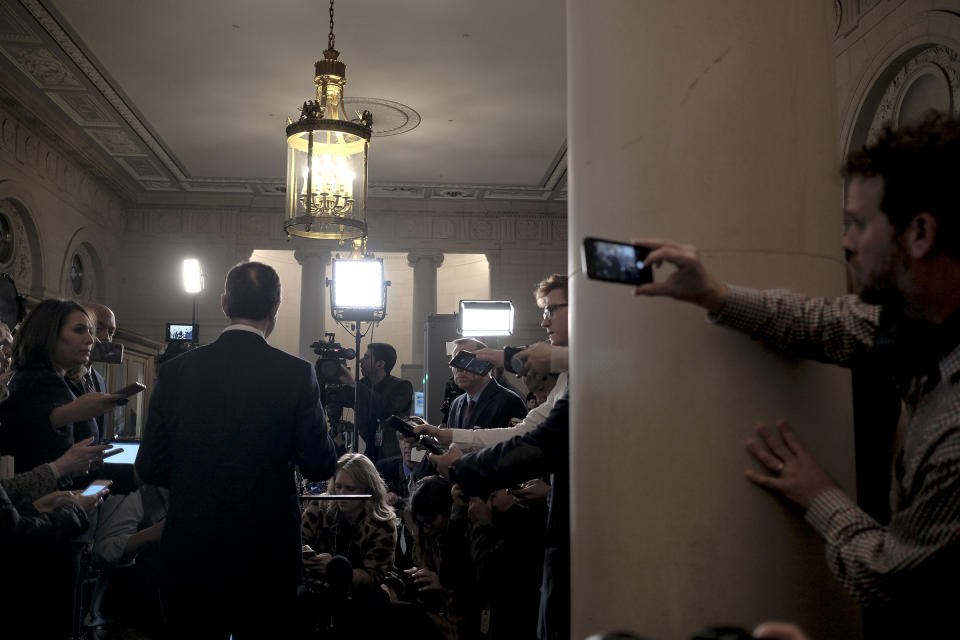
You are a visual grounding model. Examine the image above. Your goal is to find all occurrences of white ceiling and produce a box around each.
[34,0,566,197]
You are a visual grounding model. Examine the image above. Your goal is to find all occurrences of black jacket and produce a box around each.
[451,390,569,640]
[136,329,337,591]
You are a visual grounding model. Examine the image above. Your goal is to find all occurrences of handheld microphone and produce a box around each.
[386,416,446,455]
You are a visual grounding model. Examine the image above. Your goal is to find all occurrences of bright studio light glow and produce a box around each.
[458,300,515,337]
[182,258,203,294]
[331,258,387,321]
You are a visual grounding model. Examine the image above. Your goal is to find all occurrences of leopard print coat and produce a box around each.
[301,502,398,586]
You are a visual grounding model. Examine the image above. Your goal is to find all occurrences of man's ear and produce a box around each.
[270,300,281,318]
[221,294,229,318]
[906,213,937,259]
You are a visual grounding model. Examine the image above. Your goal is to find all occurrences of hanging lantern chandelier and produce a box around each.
[284,0,372,242]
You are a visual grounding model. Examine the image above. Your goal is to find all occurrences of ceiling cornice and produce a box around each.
[0,0,567,206]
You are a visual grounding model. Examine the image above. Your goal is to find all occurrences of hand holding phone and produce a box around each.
[113,382,146,397]
[449,350,494,376]
[80,479,112,498]
[582,237,653,285]
[386,416,446,455]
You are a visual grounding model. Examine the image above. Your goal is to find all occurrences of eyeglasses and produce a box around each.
[541,303,568,319]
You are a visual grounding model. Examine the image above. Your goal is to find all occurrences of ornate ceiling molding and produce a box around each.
[0,1,567,204]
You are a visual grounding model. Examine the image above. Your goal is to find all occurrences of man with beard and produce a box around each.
[338,342,413,461]
[635,114,960,636]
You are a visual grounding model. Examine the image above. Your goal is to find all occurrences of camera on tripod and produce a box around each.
[311,333,356,384]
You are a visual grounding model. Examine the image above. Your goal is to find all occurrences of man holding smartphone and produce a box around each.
[634,115,960,636]
[445,338,526,431]
[136,262,337,638]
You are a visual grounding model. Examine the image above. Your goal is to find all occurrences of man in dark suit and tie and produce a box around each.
[81,303,116,434]
[136,261,337,639]
[446,338,527,430]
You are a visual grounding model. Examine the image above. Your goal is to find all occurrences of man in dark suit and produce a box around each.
[81,303,115,436]
[446,338,526,430]
[136,262,337,639]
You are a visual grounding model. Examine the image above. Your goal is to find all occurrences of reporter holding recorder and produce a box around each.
[0,299,123,480]
[0,299,122,637]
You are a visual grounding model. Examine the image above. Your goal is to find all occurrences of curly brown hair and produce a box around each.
[843,112,960,256]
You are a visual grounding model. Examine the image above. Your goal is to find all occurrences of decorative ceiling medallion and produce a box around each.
[342,98,421,137]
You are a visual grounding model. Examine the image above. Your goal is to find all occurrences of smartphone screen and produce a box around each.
[449,350,494,376]
[582,237,653,285]
[81,479,112,497]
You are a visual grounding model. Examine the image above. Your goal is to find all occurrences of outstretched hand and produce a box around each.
[413,423,452,446]
[631,239,728,312]
[51,437,113,478]
[515,342,554,377]
[744,420,838,509]
[429,444,462,477]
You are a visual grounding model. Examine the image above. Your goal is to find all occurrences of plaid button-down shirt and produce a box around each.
[716,285,960,610]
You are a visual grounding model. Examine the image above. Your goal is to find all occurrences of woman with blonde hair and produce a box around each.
[301,452,398,589]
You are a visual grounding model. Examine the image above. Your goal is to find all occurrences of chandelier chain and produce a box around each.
[328,0,336,51]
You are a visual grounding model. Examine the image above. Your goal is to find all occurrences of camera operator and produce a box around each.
[336,342,413,461]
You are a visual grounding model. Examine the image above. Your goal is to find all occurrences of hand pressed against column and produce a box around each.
[744,420,838,509]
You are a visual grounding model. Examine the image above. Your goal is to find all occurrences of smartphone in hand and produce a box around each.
[113,382,146,397]
[81,479,112,498]
[449,350,494,376]
[582,237,653,285]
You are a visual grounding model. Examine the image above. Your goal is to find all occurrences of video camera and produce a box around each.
[311,333,358,451]
[311,332,356,384]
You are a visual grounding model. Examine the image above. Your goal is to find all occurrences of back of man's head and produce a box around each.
[452,337,487,352]
[844,112,960,257]
[536,273,568,307]
[367,342,398,374]
[224,262,281,321]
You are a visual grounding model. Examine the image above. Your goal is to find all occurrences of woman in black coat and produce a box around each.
[0,299,122,474]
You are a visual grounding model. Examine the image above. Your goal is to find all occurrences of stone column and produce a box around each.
[567,2,859,639]
[408,250,444,364]
[293,243,331,361]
